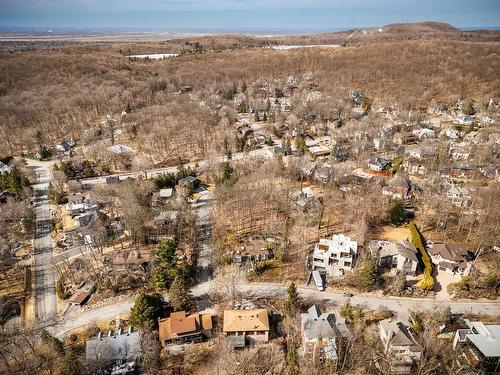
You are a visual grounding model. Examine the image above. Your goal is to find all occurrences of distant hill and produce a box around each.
[382,22,460,33]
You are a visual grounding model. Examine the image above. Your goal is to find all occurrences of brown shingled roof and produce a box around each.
[223,309,269,333]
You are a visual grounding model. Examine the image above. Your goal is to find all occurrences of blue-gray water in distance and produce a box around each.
[0,25,499,35]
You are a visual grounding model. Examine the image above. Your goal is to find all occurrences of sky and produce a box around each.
[1,0,499,32]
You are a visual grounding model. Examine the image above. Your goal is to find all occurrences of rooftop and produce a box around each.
[223,309,269,333]
[464,320,500,357]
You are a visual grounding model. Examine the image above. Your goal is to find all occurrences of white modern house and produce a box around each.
[453,320,500,373]
[312,234,358,277]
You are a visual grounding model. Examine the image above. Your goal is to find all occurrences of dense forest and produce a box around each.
[0,37,499,158]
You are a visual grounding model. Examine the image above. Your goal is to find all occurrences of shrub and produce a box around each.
[409,222,434,290]
[56,280,70,299]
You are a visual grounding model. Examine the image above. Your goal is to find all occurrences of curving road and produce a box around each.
[50,280,500,338]
[28,159,57,320]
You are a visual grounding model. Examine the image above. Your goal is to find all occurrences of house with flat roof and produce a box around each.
[453,320,500,373]
[369,240,419,275]
[312,234,358,277]
[301,305,350,362]
[158,311,212,347]
[223,309,270,348]
[379,319,422,374]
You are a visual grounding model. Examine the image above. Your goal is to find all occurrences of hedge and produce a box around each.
[409,222,434,290]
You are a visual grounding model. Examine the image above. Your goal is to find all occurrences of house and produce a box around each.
[454,115,475,126]
[428,243,473,277]
[158,311,213,347]
[444,162,476,180]
[453,320,500,373]
[406,146,435,160]
[312,234,358,277]
[315,163,333,183]
[449,144,471,160]
[379,319,422,374]
[151,188,174,207]
[301,305,350,362]
[154,211,179,227]
[479,164,500,182]
[368,157,391,172]
[177,176,198,190]
[56,138,75,153]
[66,194,98,215]
[402,158,427,176]
[446,185,472,207]
[309,145,331,158]
[393,133,418,145]
[440,128,460,139]
[86,328,140,368]
[382,174,412,200]
[233,245,274,266]
[369,240,419,275]
[412,128,435,139]
[290,187,322,212]
[223,309,270,348]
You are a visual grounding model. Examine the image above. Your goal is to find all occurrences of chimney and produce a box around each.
[128,327,133,335]
[108,330,113,337]
[118,327,123,335]
[98,332,103,340]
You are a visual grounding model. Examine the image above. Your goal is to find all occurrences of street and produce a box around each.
[28,159,57,320]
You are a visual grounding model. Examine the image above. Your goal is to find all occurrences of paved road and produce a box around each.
[193,190,214,283]
[28,160,57,320]
[50,280,500,338]
[78,146,276,186]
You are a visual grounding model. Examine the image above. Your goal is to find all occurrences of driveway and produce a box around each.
[434,269,458,301]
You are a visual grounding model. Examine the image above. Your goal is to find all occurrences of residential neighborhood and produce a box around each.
[0,7,499,375]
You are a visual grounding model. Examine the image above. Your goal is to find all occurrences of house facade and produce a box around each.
[312,234,358,277]
[369,240,419,275]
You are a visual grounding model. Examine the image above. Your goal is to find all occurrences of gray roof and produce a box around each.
[86,330,141,362]
[380,319,422,352]
[464,321,500,357]
[301,305,348,342]
[369,240,418,262]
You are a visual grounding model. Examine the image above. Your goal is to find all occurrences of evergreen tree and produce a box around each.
[169,275,192,312]
[129,293,163,328]
[284,282,299,316]
[360,260,379,290]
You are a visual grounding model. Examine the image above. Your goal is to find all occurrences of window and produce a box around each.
[314,258,324,263]
[344,262,351,267]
